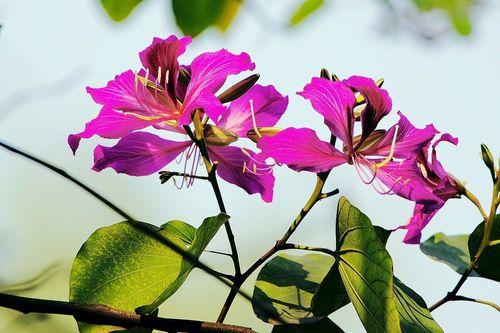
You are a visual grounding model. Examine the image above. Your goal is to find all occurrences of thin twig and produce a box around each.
[0,293,256,333]
[452,295,500,311]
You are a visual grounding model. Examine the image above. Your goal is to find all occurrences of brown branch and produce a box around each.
[0,292,255,333]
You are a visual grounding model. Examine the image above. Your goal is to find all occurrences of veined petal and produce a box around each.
[217,84,289,136]
[87,70,178,120]
[401,204,441,244]
[298,77,356,149]
[344,76,392,140]
[361,112,438,159]
[258,127,349,173]
[139,35,191,88]
[68,107,157,154]
[182,49,256,124]
[208,145,275,202]
[92,132,191,176]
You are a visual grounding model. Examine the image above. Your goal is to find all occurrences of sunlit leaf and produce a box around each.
[100,0,143,22]
[172,0,226,37]
[272,317,344,333]
[216,0,242,32]
[336,197,401,333]
[412,0,473,35]
[393,278,443,333]
[252,253,335,324]
[290,0,324,27]
[420,233,478,276]
[468,215,500,282]
[70,214,228,332]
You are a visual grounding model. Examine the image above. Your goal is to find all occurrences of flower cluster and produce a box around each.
[70,35,463,243]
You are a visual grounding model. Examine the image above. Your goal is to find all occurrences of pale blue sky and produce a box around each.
[0,1,499,332]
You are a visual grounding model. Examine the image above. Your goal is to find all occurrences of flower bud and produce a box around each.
[218,74,260,104]
[247,127,282,143]
[204,125,238,146]
[320,68,331,80]
[480,143,496,180]
[178,67,191,85]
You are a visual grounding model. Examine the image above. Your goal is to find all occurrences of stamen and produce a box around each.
[144,68,149,86]
[134,71,139,90]
[372,125,399,169]
[249,99,262,138]
[418,162,428,179]
[157,66,162,85]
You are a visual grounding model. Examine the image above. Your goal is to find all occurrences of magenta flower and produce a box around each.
[90,84,288,202]
[68,35,255,153]
[400,133,464,243]
[258,76,456,240]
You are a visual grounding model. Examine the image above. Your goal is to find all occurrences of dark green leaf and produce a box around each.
[420,233,478,276]
[290,0,324,26]
[468,215,500,281]
[310,262,349,316]
[336,197,401,333]
[100,0,143,22]
[393,278,443,333]
[172,0,226,37]
[375,226,392,247]
[252,253,334,324]
[272,317,344,333]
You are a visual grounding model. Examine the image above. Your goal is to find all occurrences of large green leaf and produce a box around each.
[100,0,143,22]
[70,214,228,332]
[412,0,473,35]
[393,278,443,333]
[420,233,478,276]
[289,0,324,26]
[252,253,334,324]
[215,0,242,32]
[336,197,401,333]
[310,262,349,316]
[468,214,500,282]
[172,0,226,37]
[272,317,344,333]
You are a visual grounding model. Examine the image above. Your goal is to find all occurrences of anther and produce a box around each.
[249,99,262,138]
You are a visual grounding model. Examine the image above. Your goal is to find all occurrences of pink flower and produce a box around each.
[68,35,255,153]
[258,75,458,239]
[90,84,288,202]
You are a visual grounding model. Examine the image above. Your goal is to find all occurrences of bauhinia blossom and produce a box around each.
[86,84,288,202]
[68,35,255,153]
[258,75,461,242]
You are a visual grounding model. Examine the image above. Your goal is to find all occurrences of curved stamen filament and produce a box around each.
[372,125,399,169]
[249,99,262,139]
[239,147,275,167]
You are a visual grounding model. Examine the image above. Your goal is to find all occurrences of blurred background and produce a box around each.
[0,0,498,332]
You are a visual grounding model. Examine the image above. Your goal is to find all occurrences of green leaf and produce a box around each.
[252,253,335,324]
[412,0,473,35]
[100,0,143,22]
[272,317,344,333]
[393,278,443,333]
[138,213,229,313]
[70,214,228,332]
[310,262,349,316]
[215,0,242,32]
[375,226,392,247]
[161,220,196,246]
[172,0,226,37]
[290,0,324,26]
[468,214,500,281]
[420,233,478,276]
[336,197,401,333]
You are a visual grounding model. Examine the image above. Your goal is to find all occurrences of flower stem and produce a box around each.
[216,170,337,323]
[430,177,499,312]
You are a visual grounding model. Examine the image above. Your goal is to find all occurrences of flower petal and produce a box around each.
[344,76,392,140]
[87,70,177,120]
[138,35,191,88]
[298,77,356,149]
[181,49,256,125]
[92,132,191,176]
[208,145,275,202]
[401,204,441,244]
[68,107,157,154]
[258,127,349,173]
[361,112,438,159]
[217,84,289,136]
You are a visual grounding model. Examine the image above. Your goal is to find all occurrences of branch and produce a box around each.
[0,293,256,333]
[452,295,500,312]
